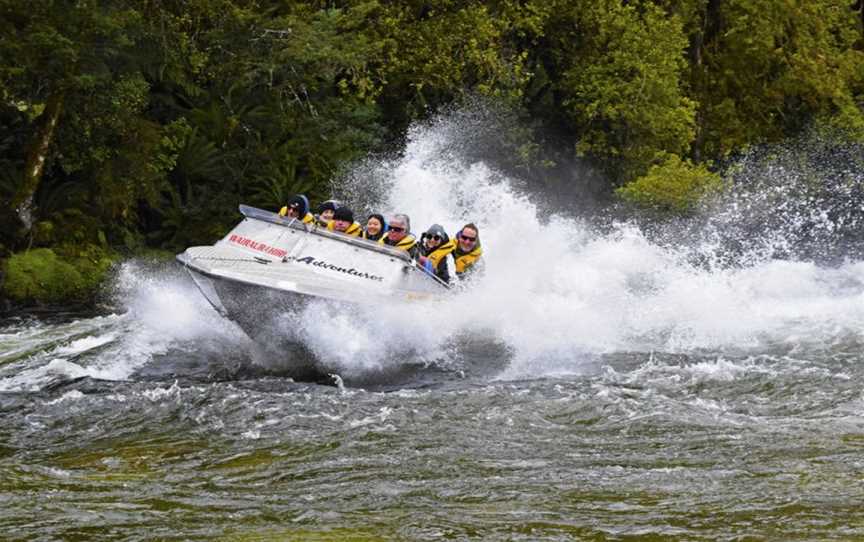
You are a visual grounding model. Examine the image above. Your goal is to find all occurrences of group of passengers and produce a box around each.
[278,195,483,284]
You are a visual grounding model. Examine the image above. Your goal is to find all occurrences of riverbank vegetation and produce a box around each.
[1,0,863,305]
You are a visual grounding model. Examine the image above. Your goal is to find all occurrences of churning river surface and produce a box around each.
[1,284,863,542]
[2,120,864,540]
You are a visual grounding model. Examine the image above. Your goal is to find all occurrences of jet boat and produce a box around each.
[176,205,449,339]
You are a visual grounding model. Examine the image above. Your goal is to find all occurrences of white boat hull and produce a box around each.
[176,205,447,344]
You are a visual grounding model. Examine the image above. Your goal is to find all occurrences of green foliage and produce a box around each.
[617,154,723,213]
[62,244,120,292]
[1,0,862,301]
[690,0,864,157]
[2,249,80,304]
[375,0,530,123]
[539,0,696,180]
[1,245,117,305]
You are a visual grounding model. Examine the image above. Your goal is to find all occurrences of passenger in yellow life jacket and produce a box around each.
[327,207,362,236]
[379,213,419,258]
[315,199,341,227]
[417,224,456,283]
[452,223,484,281]
[278,194,314,224]
[362,213,387,241]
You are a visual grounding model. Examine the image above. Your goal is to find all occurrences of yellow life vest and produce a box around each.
[380,233,417,252]
[426,239,456,270]
[454,245,482,274]
[362,229,384,241]
[278,207,314,224]
[327,221,362,237]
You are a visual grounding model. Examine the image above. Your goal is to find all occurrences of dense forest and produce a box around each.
[1,0,863,305]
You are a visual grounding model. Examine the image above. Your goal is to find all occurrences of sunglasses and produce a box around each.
[426,234,442,241]
[389,226,405,233]
[460,235,476,242]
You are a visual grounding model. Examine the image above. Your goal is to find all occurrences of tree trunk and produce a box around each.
[853,1,864,36]
[691,0,722,163]
[10,92,64,234]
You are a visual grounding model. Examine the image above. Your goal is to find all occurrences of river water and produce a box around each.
[2,121,863,540]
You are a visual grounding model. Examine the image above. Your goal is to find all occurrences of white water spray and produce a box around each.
[0,261,252,391]
[7,113,860,389]
[296,117,864,379]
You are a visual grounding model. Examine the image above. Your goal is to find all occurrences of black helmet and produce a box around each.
[317,199,342,214]
[286,194,309,216]
[423,223,449,243]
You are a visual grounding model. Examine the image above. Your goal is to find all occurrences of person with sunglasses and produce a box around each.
[277,194,315,224]
[452,223,483,281]
[417,224,456,283]
[379,213,418,257]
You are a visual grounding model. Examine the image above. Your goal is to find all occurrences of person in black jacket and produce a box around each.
[418,224,456,283]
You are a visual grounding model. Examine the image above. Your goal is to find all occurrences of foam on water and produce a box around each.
[97,262,252,377]
[0,261,253,391]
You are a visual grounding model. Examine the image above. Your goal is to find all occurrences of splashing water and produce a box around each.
[0,262,252,391]
[294,120,864,380]
[4,116,861,389]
